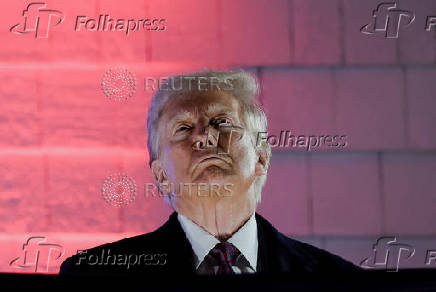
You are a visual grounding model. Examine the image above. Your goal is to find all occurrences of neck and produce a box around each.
[175,192,257,240]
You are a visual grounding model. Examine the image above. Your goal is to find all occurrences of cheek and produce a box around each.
[160,147,174,179]
[231,136,257,175]
[162,144,190,181]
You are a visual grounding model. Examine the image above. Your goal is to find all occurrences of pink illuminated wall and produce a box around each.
[1,0,436,273]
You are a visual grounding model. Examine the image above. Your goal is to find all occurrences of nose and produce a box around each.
[192,125,219,151]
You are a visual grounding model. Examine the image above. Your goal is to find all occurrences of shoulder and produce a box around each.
[279,233,361,271]
[255,213,362,272]
[59,223,170,276]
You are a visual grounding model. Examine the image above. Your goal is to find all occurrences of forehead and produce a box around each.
[163,91,240,120]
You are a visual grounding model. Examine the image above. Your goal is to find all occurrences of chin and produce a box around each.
[192,165,233,183]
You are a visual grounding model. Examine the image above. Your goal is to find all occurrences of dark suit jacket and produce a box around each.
[59,212,360,276]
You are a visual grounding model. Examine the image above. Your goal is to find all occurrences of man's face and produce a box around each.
[152,90,264,212]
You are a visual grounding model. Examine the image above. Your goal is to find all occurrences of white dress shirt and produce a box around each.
[177,212,258,274]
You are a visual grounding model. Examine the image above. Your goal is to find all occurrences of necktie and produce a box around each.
[208,242,241,275]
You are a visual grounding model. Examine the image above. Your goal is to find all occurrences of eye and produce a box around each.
[213,117,232,126]
[174,124,191,134]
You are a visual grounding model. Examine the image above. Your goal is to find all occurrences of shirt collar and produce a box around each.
[177,212,258,271]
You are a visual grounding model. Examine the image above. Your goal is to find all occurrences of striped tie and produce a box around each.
[208,242,241,275]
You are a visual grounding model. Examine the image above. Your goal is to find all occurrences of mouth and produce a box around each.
[190,154,232,178]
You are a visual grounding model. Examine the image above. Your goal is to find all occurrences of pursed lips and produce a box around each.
[190,154,231,175]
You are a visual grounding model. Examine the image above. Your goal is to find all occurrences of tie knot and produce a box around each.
[209,242,241,268]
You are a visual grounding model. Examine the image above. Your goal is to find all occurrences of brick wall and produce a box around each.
[0,0,435,273]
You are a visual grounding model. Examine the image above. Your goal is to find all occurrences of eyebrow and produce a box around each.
[167,103,236,129]
[204,103,234,116]
[168,110,195,128]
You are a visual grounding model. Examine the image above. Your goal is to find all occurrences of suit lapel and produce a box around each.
[256,212,271,272]
[256,212,294,273]
[157,212,197,274]
[159,212,290,274]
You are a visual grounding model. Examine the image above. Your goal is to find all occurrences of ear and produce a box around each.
[151,160,170,193]
[254,148,269,177]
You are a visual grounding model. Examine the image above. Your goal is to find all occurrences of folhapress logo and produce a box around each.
[10,2,64,39]
[360,237,415,272]
[361,2,415,38]
[9,236,65,273]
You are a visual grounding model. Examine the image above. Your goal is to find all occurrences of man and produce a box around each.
[60,71,360,276]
